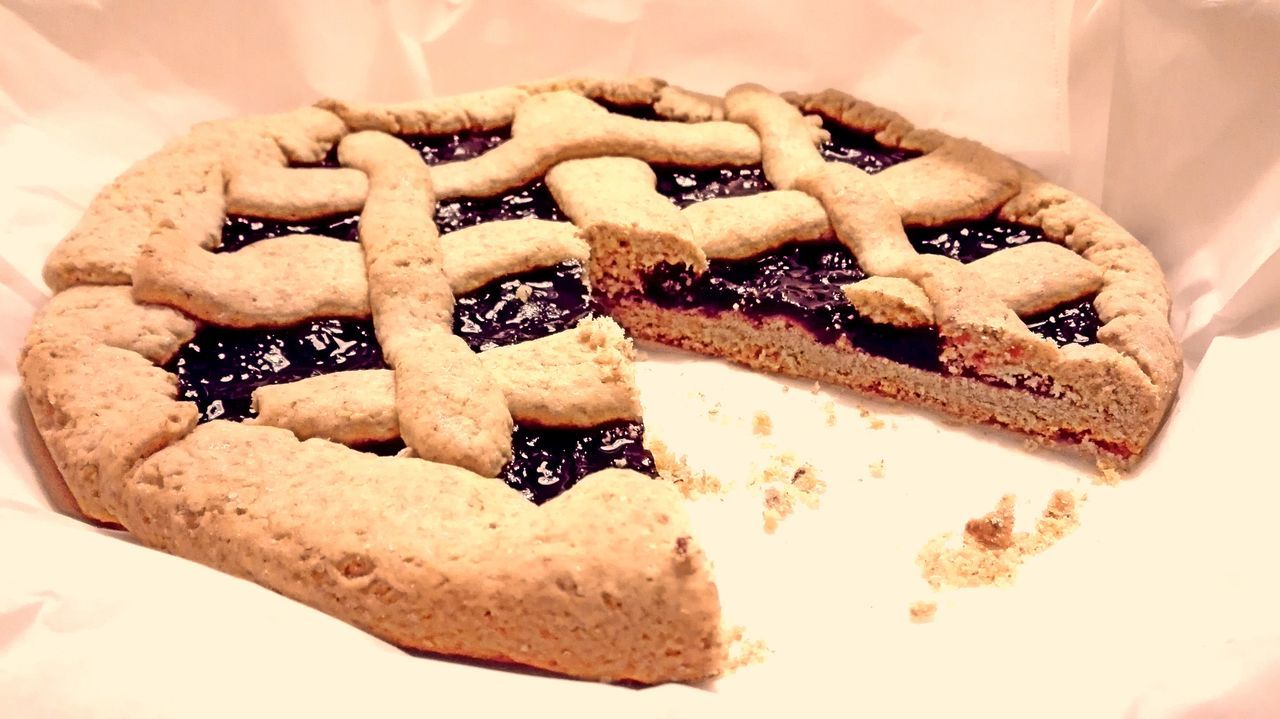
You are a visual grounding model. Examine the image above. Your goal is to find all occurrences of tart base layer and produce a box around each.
[610,299,1155,465]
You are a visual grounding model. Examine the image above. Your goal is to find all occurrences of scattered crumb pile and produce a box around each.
[751,410,773,436]
[649,439,724,499]
[721,624,770,672]
[752,455,826,533]
[908,600,938,624]
[917,490,1083,590]
[1095,466,1126,486]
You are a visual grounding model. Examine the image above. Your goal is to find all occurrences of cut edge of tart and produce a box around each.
[19,75,1180,685]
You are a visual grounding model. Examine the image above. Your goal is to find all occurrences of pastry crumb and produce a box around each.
[964,494,1016,550]
[752,411,773,436]
[823,400,837,426]
[810,381,821,394]
[722,625,770,672]
[514,283,533,302]
[1094,466,1125,486]
[650,439,723,499]
[917,490,1083,590]
[868,417,886,430]
[754,456,825,533]
[868,459,885,478]
[909,600,937,624]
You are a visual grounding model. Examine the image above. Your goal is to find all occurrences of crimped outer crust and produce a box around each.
[119,421,724,684]
[20,338,198,523]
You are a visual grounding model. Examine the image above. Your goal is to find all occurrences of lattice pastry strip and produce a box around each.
[249,316,642,444]
[337,131,513,477]
[133,218,588,327]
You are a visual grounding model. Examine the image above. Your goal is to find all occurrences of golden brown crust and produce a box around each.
[20,338,198,523]
[134,233,370,327]
[339,131,512,477]
[520,76,667,105]
[24,285,196,364]
[999,165,1182,402]
[546,156,707,295]
[225,166,367,220]
[842,276,935,328]
[440,219,589,295]
[119,421,723,684]
[684,190,830,260]
[873,139,1020,227]
[43,144,224,290]
[433,92,762,199]
[725,83,827,190]
[318,86,529,135]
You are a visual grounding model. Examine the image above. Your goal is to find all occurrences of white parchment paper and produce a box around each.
[2,1,1278,716]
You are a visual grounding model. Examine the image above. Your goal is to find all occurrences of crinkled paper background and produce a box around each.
[2,1,1278,717]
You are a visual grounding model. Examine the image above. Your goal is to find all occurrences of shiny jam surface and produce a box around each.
[819,118,920,174]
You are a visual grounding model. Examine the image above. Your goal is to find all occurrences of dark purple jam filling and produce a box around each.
[1023,298,1100,347]
[819,118,919,174]
[643,241,941,370]
[654,164,771,207]
[295,127,511,170]
[435,179,566,235]
[337,420,656,504]
[641,230,1101,362]
[171,317,385,423]
[401,127,510,165]
[503,420,656,503]
[592,98,663,121]
[907,220,1041,264]
[455,262,592,352]
[219,177,564,250]
[171,261,590,422]
[220,212,361,252]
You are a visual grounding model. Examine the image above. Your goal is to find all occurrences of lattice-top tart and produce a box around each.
[19,77,1180,684]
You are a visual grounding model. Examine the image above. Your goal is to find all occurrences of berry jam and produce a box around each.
[402,128,510,165]
[653,164,772,207]
[172,318,384,424]
[220,213,360,252]
[434,179,566,235]
[297,127,510,169]
[593,99,664,121]
[455,262,593,352]
[907,220,1041,264]
[819,118,919,174]
[644,242,942,370]
[351,420,654,503]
